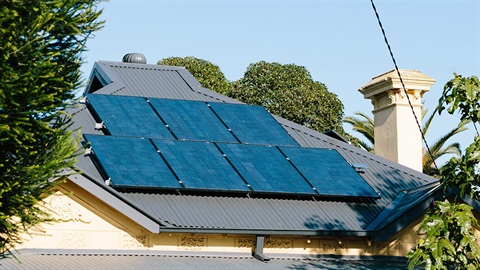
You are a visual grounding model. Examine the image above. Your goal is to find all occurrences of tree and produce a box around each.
[231,61,345,134]
[407,200,480,269]
[407,74,480,269]
[343,108,468,176]
[159,59,347,135]
[0,0,103,255]
[158,56,231,95]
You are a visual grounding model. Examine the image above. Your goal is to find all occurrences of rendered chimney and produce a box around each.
[359,70,435,171]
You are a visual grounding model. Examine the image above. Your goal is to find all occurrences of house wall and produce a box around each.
[18,183,478,257]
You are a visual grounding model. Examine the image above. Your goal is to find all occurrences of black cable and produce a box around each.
[369,0,439,173]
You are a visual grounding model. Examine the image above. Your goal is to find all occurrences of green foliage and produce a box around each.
[438,74,480,199]
[0,0,103,255]
[439,74,480,123]
[158,56,231,95]
[407,200,480,270]
[408,74,480,269]
[343,111,374,152]
[231,61,345,133]
[158,59,346,135]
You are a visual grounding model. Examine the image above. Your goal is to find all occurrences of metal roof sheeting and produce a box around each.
[1,250,418,270]
[91,61,241,103]
[69,60,440,238]
[123,193,370,232]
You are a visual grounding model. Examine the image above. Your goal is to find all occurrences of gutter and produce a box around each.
[158,227,375,237]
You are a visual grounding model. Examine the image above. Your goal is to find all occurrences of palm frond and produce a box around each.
[343,111,374,145]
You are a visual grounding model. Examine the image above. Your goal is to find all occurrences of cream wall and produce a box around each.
[16,181,453,258]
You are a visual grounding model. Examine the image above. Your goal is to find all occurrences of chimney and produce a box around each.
[359,70,435,171]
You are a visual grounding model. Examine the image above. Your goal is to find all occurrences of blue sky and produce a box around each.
[80,0,480,158]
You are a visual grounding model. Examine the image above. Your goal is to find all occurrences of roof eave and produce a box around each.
[66,173,164,233]
[373,185,444,242]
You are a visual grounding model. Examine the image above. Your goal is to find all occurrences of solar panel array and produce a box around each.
[86,94,297,146]
[84,94,379,198]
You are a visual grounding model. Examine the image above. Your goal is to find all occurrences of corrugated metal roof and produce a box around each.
[1,250,417,270]
[123,193,370,232]
[68,60,440,238]
[88,61,242,103]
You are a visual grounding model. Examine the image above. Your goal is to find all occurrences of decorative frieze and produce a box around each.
[60,232,87,248]
[122,233,147,249]
[265,238,291,249]
[41,192,91,223]
[180,235,206,250]
[236,237,254,249]
[321,240,345,254]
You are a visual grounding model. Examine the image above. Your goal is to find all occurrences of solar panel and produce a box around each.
[209,102,299,146]
[217,143,316,195]
[86,94,173,139]
[152,140,250,192]
[149,98,237,143]
[279,147,379,198]
[84,135,181,189]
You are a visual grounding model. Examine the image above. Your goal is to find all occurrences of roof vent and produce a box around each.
[352,163,368,173]
[122,53,147,64]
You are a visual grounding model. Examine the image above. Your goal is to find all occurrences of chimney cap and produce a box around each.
[122,53,147,64]
[359,69,435,99]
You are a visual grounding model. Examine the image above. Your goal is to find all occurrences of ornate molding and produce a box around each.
[265,238,291,249]
[236,237,254,249]
[321,240,345,254]
[388,89,423,104]
[60,232,87,248]
[180,236,206,250]
[122,233,147,249]
[41,192,91,223]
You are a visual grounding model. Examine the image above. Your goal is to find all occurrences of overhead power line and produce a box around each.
[369,0,438,173]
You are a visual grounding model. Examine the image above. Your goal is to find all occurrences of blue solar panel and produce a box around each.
[149,99,237,143]
[218,143,315,195]
[152,140,250,192]
[279,147,379,198]
[84,135,181,189]
[87,94,173,139]
[209,102,298,146]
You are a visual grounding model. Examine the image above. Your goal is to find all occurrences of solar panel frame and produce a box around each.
[86,94,173,139]
[152,139,251,192]
[209,102,299,146]
[148,98,238,143]
[279,146,379,198]
[217,143,316,195]
[84,134,181,189]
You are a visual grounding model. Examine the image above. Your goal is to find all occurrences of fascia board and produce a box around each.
[373,186,443,242]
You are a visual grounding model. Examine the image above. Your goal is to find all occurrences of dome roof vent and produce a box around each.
[122,53,147,64]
